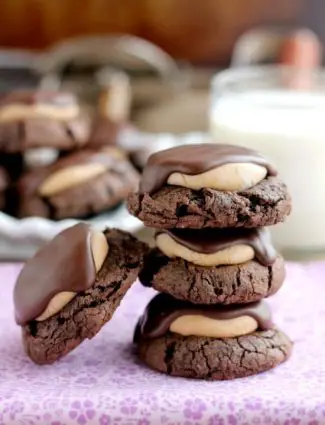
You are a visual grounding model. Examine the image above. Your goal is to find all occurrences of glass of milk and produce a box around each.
[210,66,325,260]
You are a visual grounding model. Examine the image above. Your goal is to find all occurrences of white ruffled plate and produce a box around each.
[0,205,142,260]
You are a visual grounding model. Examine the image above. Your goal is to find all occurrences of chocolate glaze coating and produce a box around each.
[156,227,277,266]
[140,144,277,194]
[0,91,77,108]
[134,293,273,342]
[16,148,128,199]
[14,223,96,325]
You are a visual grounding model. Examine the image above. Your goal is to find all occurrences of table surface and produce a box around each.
[1,262,325,425]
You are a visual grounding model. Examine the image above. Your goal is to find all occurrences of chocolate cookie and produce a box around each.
[0,148,60,185]
[136,329,292,380]
[134,293,292,380]
[139,249,285,305]
[0,91,90,153]
[128,177,291,229]
[15,147,139,219]
[140,227,284,304]
[14,224,148,364]
[128,144,291,228]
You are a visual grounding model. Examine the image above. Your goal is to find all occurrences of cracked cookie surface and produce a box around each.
[22,229,148,365]
[128,177,291,229]
[137,329,292,380]
[17,166,139,219]
[0,116,90,153]
[139,250,285,304]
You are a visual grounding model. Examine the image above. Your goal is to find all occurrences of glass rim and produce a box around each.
[211,65,325,91]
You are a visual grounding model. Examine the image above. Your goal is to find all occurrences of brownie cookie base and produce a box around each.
[17,164,139,219]
[22,229,148,364]
[128,177,291,229]
[137,329,292,380]
[139,250,285,304]
[0,115,90,153]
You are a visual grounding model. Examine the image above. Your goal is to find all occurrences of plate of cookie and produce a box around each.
[0,88,213,259]
[0,89,144,260]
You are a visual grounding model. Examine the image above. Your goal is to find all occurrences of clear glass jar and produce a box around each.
[210,66,325,260]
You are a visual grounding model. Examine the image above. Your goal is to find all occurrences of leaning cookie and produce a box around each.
[134,293,292,380]
[0,91,90,153]
[14,223,148,364]
[139,228,285,304]
[15,147,139,219]
[128,144,291,229]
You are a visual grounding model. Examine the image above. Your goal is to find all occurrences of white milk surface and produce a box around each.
[210,90,325,251]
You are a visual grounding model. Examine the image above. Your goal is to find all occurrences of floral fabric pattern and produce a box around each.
[0,262,324,425]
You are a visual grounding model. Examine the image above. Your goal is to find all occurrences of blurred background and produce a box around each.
[0,0,320,132]
[0,0,324,260]
[0,0,314,63]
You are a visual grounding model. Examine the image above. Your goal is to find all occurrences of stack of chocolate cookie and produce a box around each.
[0,90,139,219]
[128,144,293,380]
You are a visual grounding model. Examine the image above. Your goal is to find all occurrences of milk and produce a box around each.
[210,90,325,255]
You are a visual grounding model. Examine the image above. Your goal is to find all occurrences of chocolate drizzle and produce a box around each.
[14,223,97,325]
[139,144,277,194]
[0,91,77,108]
[134,293,273,342]
[156,228,277,266]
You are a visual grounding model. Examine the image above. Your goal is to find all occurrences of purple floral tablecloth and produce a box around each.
[0,262,324,425]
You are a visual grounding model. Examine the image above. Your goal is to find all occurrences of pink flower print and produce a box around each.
[244,398,263,411]
[137,419,150,425]
[120,398,137,415]
[227,415,237,425]
[119,365,138,377]
[208,414,225,425]
[9,401,24,420]
[99,414,111,425]
[227,402,235,412]
[183,399,207,420]
[69,400,96,424]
